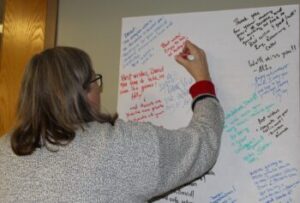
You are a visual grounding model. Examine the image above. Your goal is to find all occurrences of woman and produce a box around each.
[0,41,224,202]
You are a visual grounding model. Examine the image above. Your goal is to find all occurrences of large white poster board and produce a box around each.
[117,5,299,203]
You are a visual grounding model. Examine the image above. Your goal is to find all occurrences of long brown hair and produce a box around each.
[11,47,116,156]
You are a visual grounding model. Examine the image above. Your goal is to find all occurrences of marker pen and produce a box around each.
[181,53,195,61]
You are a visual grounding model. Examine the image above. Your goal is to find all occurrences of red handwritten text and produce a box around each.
[160,34,188,57]
[119,66,165,100]
[126,99,164,122]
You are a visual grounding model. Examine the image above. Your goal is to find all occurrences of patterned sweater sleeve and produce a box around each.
[112,81,224,200]
[153,81,224,195]
[153,96,224,197]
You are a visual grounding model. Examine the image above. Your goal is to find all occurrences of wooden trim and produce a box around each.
[45,0,58,49]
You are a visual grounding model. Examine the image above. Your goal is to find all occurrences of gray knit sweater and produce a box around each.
[0,98,224,203]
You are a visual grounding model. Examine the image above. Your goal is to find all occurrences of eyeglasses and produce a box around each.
[88,74,103,87]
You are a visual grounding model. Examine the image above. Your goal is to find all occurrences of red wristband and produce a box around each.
[189,80,216,99]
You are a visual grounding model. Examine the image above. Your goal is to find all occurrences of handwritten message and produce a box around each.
[162,182,197,203]
[125,99,164,122]
[248,44,297,73]
[119,66,165,100]
[224,93,274,163]
[233,7,297,51]
[122,17,173,68]
[210,186,237,203]
[250,160,300,203]
[253,64,288,99]
[159,73,193,112]
[256,108,288,138]
[160,34,188,57]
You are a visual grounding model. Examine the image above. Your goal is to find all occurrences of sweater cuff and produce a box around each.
[189,80,216,99]
[189,80,218,111]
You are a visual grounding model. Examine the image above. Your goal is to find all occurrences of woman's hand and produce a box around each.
[175,40,211,82]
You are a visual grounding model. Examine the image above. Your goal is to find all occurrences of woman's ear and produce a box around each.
[86,83,101,112]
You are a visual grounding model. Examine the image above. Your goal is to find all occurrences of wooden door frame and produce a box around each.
[0,0,58,136]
